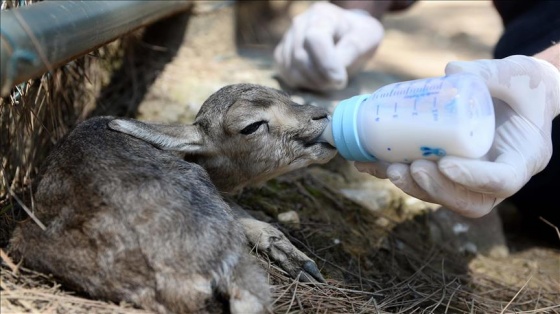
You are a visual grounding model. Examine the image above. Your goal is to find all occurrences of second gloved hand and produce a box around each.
[355,55,560,217]
[274,2,383,92]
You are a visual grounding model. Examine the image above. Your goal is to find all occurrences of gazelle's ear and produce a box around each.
[108,119,205,154]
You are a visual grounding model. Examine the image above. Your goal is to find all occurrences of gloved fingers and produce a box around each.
[407,160,497,217]
[292,49,332,90]
[445,57,558,128]
[334,34,378,77]
[274,29,298,85]
[436,97,551,196]
[444,59,529,120]
[386,163,435,204]
[437,155,526,198]
[273,2,386,92]
[304,27,348,90]
[445,58,493,77]
[275,27,328,90]
[284,67,325,91]
[386,160,502,217]
[354,161,390,179]
[334,18,383,74]
[274,2,347,91]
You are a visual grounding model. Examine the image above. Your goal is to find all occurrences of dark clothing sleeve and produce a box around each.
[388,0,418,12]
[492,0,560,228]
[492,0,560,58]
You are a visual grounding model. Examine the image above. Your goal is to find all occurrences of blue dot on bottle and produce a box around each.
[387,147,391,151]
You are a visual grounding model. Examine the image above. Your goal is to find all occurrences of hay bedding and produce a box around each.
[2,170,559,313]
[235,170,560,313]
[2,1,560,313]
[1,249,148,314]
[2,213,560,313]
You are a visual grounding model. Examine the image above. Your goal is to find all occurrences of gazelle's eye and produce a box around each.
[240,121,268,135]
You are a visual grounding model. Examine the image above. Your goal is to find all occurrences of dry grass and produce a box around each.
[1,249,149,314]
[4,164,559,313]
[0,48,125,243]
[235,171,560,313]
[0,0,147,247]
[3,229,559,314]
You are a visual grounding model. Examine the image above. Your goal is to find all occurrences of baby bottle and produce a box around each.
[320,72,495,163]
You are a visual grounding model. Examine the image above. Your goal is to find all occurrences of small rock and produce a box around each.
[375,217,391,228]
[277,210,300,229]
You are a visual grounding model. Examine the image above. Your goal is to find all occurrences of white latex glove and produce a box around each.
[274,2,383,92]
[355,55,560,217]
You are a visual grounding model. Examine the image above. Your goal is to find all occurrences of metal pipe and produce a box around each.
[1,0,192,96]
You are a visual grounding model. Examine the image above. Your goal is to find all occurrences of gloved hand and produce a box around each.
[274,2,383,92]
[355,55,560,217]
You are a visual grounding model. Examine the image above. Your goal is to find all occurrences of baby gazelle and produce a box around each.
[10,84,337,314]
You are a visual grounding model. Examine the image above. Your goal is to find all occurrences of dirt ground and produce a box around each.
[2,1,559,313]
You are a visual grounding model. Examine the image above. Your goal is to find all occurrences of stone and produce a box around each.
[278,210,301,229]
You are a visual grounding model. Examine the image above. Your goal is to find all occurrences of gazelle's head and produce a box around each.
[109,84,337,192]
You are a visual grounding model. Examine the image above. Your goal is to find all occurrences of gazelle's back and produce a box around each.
[11,116,269,314]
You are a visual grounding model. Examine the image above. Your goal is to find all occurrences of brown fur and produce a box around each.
[10,84,336,313]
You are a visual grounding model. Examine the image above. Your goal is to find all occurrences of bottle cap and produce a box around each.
[332,95,378,162]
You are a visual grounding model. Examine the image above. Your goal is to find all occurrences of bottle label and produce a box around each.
[356,73,495,163]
